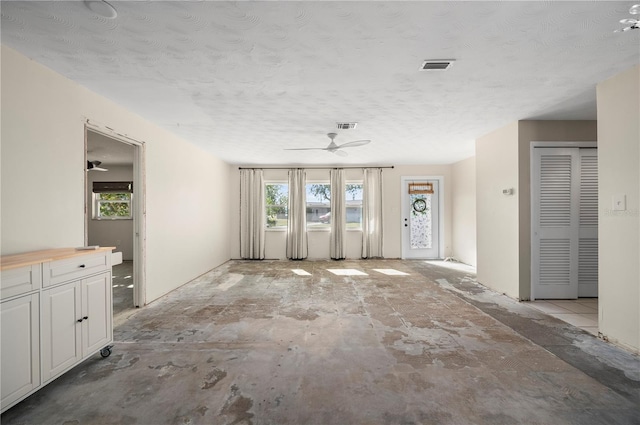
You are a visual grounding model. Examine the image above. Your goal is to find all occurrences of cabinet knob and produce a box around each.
[77,318,83,323]
[83,316,88,320]
[79,264,86,268]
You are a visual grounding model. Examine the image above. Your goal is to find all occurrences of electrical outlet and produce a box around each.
[116,239,121,245]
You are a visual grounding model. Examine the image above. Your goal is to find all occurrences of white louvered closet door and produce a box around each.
[532,147,598,299]
[578,149,598,297]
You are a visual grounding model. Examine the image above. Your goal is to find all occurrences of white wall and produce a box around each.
[87,165,134,260]
[596,65,640,353]
[452,156,476,267]
[230,164,453,260]
[475,122,520,298]
[476,120,598,300]
[1,45,232,304]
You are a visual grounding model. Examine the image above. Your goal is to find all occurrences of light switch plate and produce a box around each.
[612,194,626,211]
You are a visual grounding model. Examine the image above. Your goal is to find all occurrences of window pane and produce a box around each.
[95,193,131,219]
[346,184,363,229]
[306,184,330,229]
[98,202,131,218]
[265,183,288,228]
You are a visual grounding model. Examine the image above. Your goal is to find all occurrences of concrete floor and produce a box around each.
[112,260,135,317]
[2,259,639,424]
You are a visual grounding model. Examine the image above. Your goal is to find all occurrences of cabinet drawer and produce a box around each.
[44,254,109,287]
[1,265,41,299]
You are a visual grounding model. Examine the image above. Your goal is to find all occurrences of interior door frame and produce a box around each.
[401,176,445,259]
[530,141,596,300]
[84,121,147,308]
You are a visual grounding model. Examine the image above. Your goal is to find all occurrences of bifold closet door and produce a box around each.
[532,147,598,299]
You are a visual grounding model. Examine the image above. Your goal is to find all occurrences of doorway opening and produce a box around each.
[85,126,146,320]
[401,176,444,259]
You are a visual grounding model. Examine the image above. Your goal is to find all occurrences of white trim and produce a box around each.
[400,175,445,259]
[84,123,147,308]
[531,141,596,149]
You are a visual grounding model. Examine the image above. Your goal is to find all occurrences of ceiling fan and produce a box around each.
[87,160,108,171]
[615,3,640,32]
[285,133,371,157]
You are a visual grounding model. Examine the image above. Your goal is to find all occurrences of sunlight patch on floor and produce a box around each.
[424,260,475,273]
[291,269,312,276]
[372,269,410,276]
[327,269,368,276]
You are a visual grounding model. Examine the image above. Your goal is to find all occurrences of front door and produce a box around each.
[401,178,440,259]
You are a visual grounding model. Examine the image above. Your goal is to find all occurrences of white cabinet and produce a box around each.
[42,273,112,382]
[0,248,114,413]
[1,293,40,409]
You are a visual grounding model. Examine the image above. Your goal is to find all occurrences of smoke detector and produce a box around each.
[420,60,456,71]
[336,122,357,130]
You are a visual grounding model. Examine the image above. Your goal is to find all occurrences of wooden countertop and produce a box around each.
[1,247,116,271]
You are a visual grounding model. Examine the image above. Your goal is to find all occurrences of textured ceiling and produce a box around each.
[2,1,639,165]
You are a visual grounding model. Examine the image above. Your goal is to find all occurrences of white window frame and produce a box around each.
[345,181,364,232]
[92,192,133,220]
[306,181,331,232]
[265,181,288,231]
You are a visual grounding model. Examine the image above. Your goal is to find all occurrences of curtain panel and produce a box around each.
[239,169,265,260]
[362,168,384,258]
[287,169,308,260]
[330,169,346,259]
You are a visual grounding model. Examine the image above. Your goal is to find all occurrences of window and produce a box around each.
[93,193,132,219]
[92,181,133,220]
[346,183,363,229]
[265,183,288,229]
[307,183,331,230]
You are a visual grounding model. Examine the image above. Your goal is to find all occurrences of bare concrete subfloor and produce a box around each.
[2,259,639,425]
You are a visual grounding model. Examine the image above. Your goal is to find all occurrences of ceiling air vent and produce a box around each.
[420,60,455,71]
[336,122,357,130]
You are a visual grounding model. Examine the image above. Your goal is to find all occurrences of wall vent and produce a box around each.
[420,60,455,71]
[336,122,357,130]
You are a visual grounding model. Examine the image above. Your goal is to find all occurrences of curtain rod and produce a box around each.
[238,166,395,170]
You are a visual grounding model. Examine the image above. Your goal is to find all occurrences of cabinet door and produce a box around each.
[1,294,40,411]
[82,272,112,356]
[42,282,82,382]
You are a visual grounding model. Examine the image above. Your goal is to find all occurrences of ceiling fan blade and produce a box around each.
[284,148,326,151]
[337,140,371,148]
[334,150,349,157]
[87,160,108,171]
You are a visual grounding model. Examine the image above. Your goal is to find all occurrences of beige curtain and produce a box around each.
[330,169,346,259]
[362,168,384,258]
[239,169,265,259]
[286,169,308,260]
